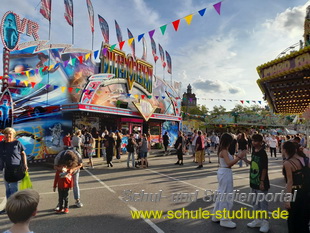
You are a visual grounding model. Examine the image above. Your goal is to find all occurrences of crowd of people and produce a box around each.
[0,126,309,233]
[174,129,309,233]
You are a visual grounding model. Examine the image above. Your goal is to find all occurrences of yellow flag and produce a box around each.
[61,86,66,93]
[85,53,91,60]
[49,65,54,70]
[128,38,134,46]
[134,94,139,99]
[184,14,193,25]
[25,71,30,78]
[24,80,29,87]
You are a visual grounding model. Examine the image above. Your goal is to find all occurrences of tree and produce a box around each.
[210,105,226,115]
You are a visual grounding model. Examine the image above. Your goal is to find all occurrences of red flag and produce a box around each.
[40,0,52,21]
[165,50,172,74]
[158,43,166,68]
[64,0,73,26]
[86,0,94,32]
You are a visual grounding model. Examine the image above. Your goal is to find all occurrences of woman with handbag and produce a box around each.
[0,127,28,214]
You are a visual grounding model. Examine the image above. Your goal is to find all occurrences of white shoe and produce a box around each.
[247,219,262,228]
[259,220,269,233]
[211,216,220,223]
[220,220,236,228]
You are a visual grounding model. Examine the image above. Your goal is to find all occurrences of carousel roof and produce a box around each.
[257,46,310,114]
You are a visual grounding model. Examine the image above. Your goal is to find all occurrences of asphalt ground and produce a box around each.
[0,151,293,233]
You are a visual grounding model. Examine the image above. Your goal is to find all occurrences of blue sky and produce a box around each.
[0,0,309,111]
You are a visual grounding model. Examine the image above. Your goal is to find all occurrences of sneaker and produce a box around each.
[220,220,236,228]
[211,216,220,223]
[54,205,60,211]
[64,208,69,214]
[56,209,64,214]
[259,220,269,233]
[247,219,262,228]
[75,201,83,208]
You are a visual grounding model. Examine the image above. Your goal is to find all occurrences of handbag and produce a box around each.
[4,164,25,183]
[19,171,32,190]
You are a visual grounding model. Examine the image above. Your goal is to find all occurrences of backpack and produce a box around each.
[301,157,310,197]
[126,139,134,152]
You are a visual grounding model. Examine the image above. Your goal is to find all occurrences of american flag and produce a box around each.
[40,0,52,21]
[86,0,94,32]
[64,0,73,26]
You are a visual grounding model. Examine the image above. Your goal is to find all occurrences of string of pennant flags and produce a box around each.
[196,98,264,105]
[107,1,223,51]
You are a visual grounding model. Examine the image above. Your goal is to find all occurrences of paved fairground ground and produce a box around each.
[0,149,299,233]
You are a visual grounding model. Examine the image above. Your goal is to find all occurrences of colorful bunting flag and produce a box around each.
[213,2,222,15]
[138,33,144,42]
[160,25,167,35]
[94,50,99,59]
[172,19,180,31]
[119,41,125,50]
[198,8,206,16]
[184,14,193,25]
[148,29,155,39]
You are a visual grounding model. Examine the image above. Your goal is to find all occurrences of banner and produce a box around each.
[151,38,159,63]
[40,0,52,21]
[127,28,135,57]
[64,0,73,26]
[86,0,94,33]
[165,50,172,74]
[141,37,147,61]
[115,20,123,43]
[158,44,166,68]
[98,14,109,43]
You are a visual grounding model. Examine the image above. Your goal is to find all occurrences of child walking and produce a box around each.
[53,152,77,214]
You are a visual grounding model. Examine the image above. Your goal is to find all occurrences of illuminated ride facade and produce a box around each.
[257,6,310,115]
[0,12,181,162]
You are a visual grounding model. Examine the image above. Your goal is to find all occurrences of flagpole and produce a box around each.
[92,32,94,50]
[72,26,74,45]
[47,2,52,106]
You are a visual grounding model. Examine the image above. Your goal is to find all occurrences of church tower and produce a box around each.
[182,84,197,107]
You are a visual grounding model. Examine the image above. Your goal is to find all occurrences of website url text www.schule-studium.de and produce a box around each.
[129,208,288,220]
